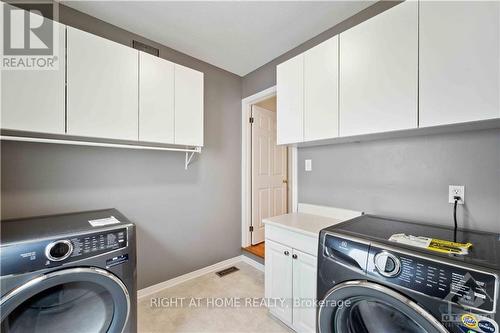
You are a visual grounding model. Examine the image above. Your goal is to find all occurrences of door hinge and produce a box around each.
[249,117,254,124]
[249,226,254,232]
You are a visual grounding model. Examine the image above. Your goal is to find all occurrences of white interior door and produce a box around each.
[251,105,287,245]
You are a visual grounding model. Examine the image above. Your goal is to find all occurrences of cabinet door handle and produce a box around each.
[292,254,298,259]
[284,251,290,256]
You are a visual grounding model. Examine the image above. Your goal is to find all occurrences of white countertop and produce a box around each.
[263,212,348,238]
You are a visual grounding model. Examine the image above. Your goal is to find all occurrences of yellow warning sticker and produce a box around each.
[389,234,472,255]
[428,239,472,255]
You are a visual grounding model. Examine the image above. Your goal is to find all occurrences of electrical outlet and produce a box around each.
[449,185,465,204]
[305,159,312,172]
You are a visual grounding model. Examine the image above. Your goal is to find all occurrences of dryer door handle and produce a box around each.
[324,247,363,270]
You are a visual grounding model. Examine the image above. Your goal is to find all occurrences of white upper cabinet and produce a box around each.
[139,52,175,144]
[1,20,65,134]
[66,27,139,141]
[419,1,500,127]
[277,54,304,144]
[339,1,418,137]
[304,36,339,141]
[174,64,204,146]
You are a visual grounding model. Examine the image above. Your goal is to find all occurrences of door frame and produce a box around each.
[241,86,298,248]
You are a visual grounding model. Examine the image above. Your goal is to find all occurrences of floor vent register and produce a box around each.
[216,266,239,277]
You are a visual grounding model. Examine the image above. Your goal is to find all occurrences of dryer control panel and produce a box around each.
[367,246,498,313]
[69,228,127,259]
[1,228,128,276]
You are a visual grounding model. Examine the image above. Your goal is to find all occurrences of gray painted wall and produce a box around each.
[241,2,500,233]
[1,5,242,289]
[298,129,500,233]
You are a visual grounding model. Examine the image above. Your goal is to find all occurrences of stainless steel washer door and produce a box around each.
[1,267,130,333]
[318,280,448,333]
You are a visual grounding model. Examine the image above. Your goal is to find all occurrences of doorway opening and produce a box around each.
[241,87,298,258]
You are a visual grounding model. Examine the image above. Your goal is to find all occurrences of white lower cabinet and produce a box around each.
[292,250,317,333]
[265,232,317,333]
[265,240,293,325]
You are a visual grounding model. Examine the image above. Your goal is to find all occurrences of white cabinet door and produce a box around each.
[174,64,204,146]
[419,1,500,127]
[292,249,317,333]
[277,54,304,144]
[67,27,139,140]
[139,52,174,144]
[304,36,339,141]
[340,1,418,136]
[1,20,65,134]
[265,239,293,325]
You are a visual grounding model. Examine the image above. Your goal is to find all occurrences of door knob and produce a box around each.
[292,254,298,259]
[282,180,288,184]
[284,251,290,256]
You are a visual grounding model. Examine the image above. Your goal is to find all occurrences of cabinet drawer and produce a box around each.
[265,224,318,257]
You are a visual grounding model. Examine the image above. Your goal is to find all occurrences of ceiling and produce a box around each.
[62,1,373,76]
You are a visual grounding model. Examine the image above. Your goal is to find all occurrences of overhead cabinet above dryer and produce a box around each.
[277,36,339,145]
[419,1,500,127]
[66,27,139,141]
[1,11,204,152]
[1,18,66,135]
[139,53,204,147]
[339,0,418,136]
[275,1,499,146]
[139,51,175,144]
[174,64,204,147]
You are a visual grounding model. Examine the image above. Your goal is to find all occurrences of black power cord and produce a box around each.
[453,196,461,242]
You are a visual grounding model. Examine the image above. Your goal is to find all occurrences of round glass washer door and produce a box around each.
[1,267,130,333]
[318,280,448,333]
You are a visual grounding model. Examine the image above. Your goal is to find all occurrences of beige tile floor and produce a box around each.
[138,262,292,333]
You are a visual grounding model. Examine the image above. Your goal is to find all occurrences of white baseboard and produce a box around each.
[241,254,265,272]
[138,255,264,299]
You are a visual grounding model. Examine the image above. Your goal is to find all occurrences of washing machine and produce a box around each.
[0,209,137,333]
[317,214,499,333]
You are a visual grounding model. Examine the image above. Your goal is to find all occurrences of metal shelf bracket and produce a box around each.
[185,147,202,170]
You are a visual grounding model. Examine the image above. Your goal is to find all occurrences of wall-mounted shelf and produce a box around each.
[0,134,202,169]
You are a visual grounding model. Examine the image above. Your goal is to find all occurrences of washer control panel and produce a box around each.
[367,246,497,313]
[1,228,128,276]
